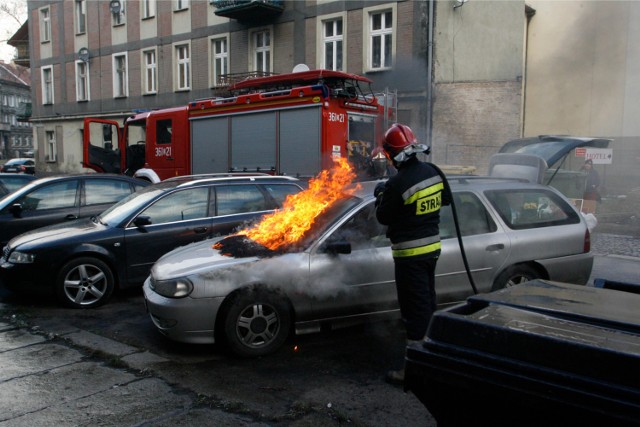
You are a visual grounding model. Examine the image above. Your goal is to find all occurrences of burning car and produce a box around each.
[144,161,593,357]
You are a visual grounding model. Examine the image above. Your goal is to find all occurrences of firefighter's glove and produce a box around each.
[374,182,386,206]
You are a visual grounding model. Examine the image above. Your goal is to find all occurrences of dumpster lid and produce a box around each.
[423,280,640,389]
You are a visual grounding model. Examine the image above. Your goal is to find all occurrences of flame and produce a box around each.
[236,157,357,250]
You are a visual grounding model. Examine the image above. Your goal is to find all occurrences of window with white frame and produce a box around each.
[175,0,189,11]
[40,7,51,42]
[113,53,128,97]
[368,9,394,70]
[142,0,155,19]
[211,37,228,87]
[75,0,86,34]
[112,0,126,25]
[323,18,343,71]
[143,49,157,94]
[175,44,190,91]
[252,29,271,73]
[76,60,89,101]
[41,66,54,105]
[46,130,57,161]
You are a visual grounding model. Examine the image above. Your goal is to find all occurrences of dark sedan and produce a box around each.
[0,174,148,247]
[1,158,36,174]
[0,174,36,197]
[0,175,303,308]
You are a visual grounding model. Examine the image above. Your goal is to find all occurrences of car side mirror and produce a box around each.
[324,241,351,255]
[133,215,152,228]
[9,203,22,218]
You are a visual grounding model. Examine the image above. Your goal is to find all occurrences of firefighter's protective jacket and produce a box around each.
[375,156,452,258]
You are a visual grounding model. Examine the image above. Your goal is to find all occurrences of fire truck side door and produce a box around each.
[147,112,188,180]
[83,118,122,174]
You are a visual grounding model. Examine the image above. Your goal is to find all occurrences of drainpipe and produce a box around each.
[426,0,435,157]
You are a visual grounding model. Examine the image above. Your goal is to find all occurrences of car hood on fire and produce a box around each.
[150,236,260,280]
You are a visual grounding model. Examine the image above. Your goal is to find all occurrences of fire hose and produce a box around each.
[430,162,479,295]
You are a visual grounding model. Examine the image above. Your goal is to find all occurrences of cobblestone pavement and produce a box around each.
[591,232,640,258]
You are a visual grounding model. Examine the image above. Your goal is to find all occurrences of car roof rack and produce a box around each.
[163,172,271,182]
[445,176,531,185]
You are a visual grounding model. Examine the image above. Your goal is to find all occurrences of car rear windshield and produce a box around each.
[485,188,581,229]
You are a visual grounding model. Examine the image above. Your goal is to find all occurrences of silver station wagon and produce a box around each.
[143,178,593,357]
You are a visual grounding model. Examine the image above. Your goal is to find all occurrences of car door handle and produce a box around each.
[194,227,208,234]
[485,243,505,251]
[65,214,78,220]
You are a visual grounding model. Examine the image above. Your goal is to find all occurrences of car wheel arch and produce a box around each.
[491,262,548,291]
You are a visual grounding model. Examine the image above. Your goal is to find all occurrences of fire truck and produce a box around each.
[83,69,396,183]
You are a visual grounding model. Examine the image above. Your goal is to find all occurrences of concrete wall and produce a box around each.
[430,0,526,172]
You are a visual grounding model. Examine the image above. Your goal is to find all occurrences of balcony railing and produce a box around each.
[16,102,32,122]
[211,0,284,21]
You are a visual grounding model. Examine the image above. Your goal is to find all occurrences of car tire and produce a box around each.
[56,257,115,309]
[492,264,541,291]
[221,288,292,358]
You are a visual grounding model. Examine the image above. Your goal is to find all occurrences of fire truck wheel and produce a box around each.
[491,264,541,291]
[221,288,292,358]
[56,257,115,309]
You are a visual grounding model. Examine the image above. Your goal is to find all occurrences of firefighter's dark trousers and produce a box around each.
[393,255,438,341]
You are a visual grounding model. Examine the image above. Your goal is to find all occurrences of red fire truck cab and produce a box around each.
[83,69,395,182]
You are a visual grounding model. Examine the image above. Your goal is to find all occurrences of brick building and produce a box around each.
[26,0,526,175]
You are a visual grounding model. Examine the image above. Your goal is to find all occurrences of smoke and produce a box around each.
[201,235,393,300]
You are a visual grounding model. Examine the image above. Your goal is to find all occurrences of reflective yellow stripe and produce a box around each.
[392,241,442,258]
[404,182,444,205]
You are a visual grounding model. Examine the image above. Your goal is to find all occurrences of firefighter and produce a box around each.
[370,146,396,179]
[374,123,452,385]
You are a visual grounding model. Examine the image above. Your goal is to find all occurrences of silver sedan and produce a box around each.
[144,179,593,357]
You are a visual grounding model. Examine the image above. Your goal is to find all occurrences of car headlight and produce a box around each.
[151,277,193,298]
[8,251,35,264]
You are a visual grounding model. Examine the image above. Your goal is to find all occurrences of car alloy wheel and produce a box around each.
[221,288,292,358]
[56,257,115,309]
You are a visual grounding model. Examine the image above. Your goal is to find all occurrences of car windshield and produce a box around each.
[291,195,363,250]
[98,183,178,226]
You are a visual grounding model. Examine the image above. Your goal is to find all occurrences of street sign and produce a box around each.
[585,148,613,164]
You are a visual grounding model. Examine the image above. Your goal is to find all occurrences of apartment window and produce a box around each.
[46,131,57,162]
[75,0,86,34]
[142,0,155,19]
[41,66,54,105]
[40,7,51,43]
[112,0,126,25]
[175,0,189,11]
[143,49,157,94]
[76,61,90,101]
[175,44,190,91]
[252,30,271,73]
[323,18,343,71]
[113,53,128,97]
[211,37,228,87]
[368,9,393,70]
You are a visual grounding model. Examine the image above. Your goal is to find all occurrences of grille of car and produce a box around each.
[2,246,9,261]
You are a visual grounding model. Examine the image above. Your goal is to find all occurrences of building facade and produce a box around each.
[0,61,33,160]
[26,0,526,175]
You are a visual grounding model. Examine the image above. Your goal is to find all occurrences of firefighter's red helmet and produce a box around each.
[383,124,417,158]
